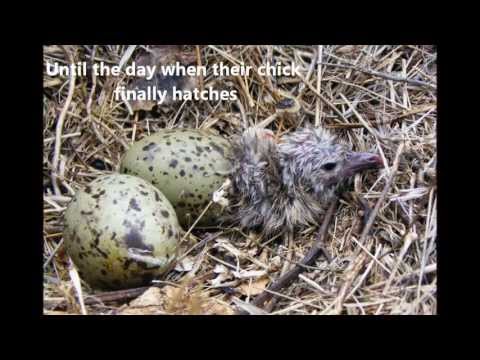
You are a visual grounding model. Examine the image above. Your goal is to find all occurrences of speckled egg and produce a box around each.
[63,174,182,290]
[120,129,233,228]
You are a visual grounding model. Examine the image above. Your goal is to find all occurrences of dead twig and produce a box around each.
[51,46,77,195]
[320,61,436,90]
[333,142,405,314]
[236,199,338,315]
[358,142,405,245]
[48,285,152,310]
[324,104,436,130]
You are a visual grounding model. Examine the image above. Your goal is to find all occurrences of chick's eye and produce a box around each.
[321,162,337,171]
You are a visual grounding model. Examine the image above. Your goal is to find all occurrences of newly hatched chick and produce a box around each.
[228,126,382,237]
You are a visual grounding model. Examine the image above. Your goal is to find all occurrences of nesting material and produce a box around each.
[43,45,437,315]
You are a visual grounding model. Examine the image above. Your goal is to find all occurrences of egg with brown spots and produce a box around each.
[120,129,233,228]
[63,174,182,290]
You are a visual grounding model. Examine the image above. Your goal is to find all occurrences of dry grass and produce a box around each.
[43,45,437,315]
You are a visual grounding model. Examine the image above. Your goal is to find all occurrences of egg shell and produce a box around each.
[63,174,181,290]
[120,129,232,227]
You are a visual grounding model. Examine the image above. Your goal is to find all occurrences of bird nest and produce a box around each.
[43,45,437,315]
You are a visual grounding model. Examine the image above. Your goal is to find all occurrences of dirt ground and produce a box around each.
[43,45,437,315]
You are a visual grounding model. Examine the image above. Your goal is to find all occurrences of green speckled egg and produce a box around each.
[63,174,181,290]
[120,129,232,227]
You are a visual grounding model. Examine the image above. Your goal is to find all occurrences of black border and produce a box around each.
[21,34,447,322]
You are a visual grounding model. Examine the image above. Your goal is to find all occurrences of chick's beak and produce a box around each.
[341,152,383,178]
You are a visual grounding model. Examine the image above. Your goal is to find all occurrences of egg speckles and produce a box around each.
[120,129,233,227]
[63,174,182,290]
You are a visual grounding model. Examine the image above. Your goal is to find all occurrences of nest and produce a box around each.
[43,45,437,315]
